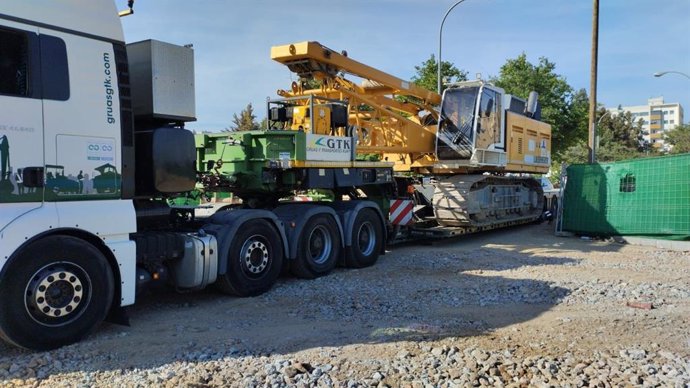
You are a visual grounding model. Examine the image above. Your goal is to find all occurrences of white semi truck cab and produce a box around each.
[0,1,388,350]
[0,1,210,350]
[0,1,146,350]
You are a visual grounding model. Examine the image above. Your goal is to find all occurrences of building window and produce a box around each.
[663,110,668,114]
[670,120,675,124]
[664,120,668,124]
[670,110,674,114]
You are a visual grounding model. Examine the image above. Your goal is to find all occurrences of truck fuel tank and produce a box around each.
[170,232,218,289]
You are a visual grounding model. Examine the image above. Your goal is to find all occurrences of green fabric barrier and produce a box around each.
[562,153,690,239]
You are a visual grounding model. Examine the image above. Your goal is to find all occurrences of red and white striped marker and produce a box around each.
[389,199,414,225]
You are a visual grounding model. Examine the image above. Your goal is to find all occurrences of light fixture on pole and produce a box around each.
[653,71,690,80]
[438,0,469,94]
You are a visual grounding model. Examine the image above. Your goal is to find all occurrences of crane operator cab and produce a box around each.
[436,80,543,170]
[437,80,508,166]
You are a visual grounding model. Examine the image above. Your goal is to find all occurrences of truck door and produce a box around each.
[38,27,122,201]
[0,23,44,212]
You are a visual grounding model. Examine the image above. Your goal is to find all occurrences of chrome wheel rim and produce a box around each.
[241,235,270,276]
[25,262,91,327]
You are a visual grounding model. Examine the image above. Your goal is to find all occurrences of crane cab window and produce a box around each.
[478,88,501,130]
[0,28,30,97]
[437,86,479,160]
[476,88,502,147]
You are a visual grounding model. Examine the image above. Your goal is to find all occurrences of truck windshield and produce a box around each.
[437,86,479,160]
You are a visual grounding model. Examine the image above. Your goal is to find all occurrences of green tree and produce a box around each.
[666,124,690,153]
[595,108,649,161]
[258,117,268,130]
[226,103,260,132]
[411,54,468,93]
[560,107,653,163]
[492,53,588,160]
[303,78,322,90]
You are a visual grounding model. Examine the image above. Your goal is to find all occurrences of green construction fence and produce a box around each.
[561,153,690,238]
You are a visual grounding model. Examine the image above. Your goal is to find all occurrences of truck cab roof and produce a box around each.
[2,0,124,43]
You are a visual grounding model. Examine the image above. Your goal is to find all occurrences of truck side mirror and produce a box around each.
[22,167,44,188]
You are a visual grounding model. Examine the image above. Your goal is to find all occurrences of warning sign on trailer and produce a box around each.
[306,134,353,162]
[389,199,414,225]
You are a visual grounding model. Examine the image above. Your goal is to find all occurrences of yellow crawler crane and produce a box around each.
[270,41,552,230]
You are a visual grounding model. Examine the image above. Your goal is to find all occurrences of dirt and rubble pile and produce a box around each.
[1,223,688,387]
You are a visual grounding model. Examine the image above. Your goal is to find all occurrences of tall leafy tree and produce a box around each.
[560,107,653,163]
[595,108,649,161]
[226,103,260,132]
[665,124,690,153]
[411,54,468,93]
[492,53,587,160]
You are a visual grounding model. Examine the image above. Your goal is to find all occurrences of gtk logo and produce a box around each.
[314,137,351,150]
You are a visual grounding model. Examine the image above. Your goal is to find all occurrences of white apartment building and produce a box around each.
[609,97,684,151]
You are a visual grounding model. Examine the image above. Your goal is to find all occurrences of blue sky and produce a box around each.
[121,0,690,130]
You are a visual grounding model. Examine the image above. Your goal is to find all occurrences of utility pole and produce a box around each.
[588,0,599,163]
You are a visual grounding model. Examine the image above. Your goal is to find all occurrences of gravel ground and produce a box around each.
[1,222,688,387]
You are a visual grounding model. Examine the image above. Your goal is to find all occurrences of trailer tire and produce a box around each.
[344,208,383,268]
[215,219,284,297]
[291,215,340,279]
[0,236,114,351]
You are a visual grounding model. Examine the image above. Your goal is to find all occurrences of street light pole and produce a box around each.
[653,71,690,80]
[438,0,469,94]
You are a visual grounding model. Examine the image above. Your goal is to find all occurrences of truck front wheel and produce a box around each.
[0,236,114,350]
[215,219,284,297]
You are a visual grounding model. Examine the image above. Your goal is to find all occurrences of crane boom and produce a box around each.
[271,41,441,105]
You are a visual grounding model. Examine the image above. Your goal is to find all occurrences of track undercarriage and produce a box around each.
[432,175,544,227]
[391,174,545,242]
